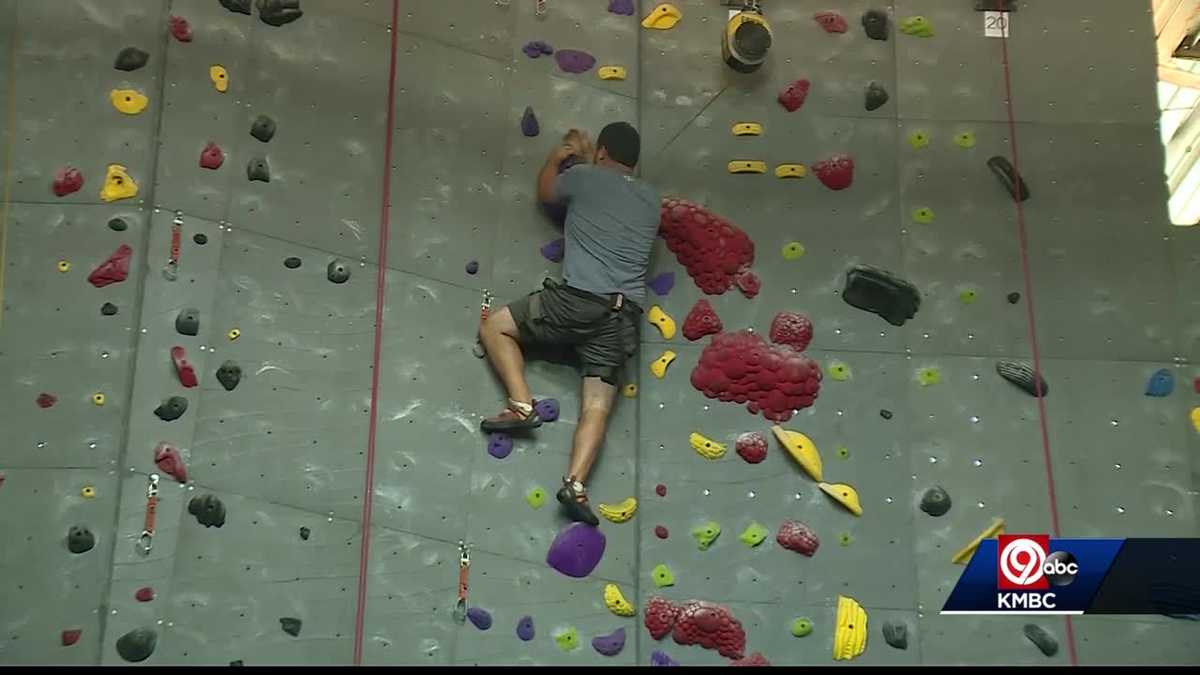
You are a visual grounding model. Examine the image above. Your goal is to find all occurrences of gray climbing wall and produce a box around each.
[1,0,1198,667]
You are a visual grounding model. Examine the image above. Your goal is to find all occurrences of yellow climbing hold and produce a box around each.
[81,486,96,499]
[771,425,822,481]
[728,160,767,174]
[622,383,638,398]
[110,89,148,115]
[828,361,851,381]
[917,367,941,387]
[818,482,863,516]
[1192,407,1200,433]
[210,65,229,93]
[832,595,868,661]
[689,432,726,460]
[731,122,763,136]
[597,496,638,523]
[598,66,627,81]
[91,393,106,407]
[642,3,682,30]
[99,164,138,202]
[650,350,676,379]
[951,517,1005,565]
[955,131,977,149]
[603,583,637,617]
[912,207,935,224]
[57,260,71,273]
[959,288,978,305]
[648,305,676,340]
[908,130,930,150]
[782,242,806,259]
[774,164,807,179]
[227,328,241,341]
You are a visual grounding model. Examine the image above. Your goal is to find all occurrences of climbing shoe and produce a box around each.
[557,478,600,527]
[480,399,542,433]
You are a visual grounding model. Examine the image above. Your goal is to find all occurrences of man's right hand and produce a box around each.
[563,129,594,160]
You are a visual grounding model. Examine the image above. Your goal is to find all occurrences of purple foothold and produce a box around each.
[647,271,675,297]
[608,0,635,16]
[546,522,607,578]
[487,433,513,459]
[555,49,596,74]
[592,627,626,657]
[521,106,540,137]
[651,650,680,667]
[516,615,535,641]
[466,260,479,275]
[541,238,565,263]
[534,398,559,422]
[467,607,493,630]
[523,40,553,58]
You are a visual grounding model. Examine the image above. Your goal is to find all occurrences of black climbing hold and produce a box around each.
[882,621,908,650]
[842,265,921,327]
[299,527,310,541]
[193,233,208,245]
[230,660,245,667]
[188,494,227,528]
[154,396,189,422]
[247,157,271,182]
[987,155,1030,202]
[862,9,889,40]
[996,360,1047,397]
[216,361,242,391]
[1023,624,1058,657]
[108,217,128,232]
[250,115,276,143]
[176,308,200,336]
[1007,291,1021,304]
[258,0,304,26]
[116,628,158,663]
[67,525,95,554]
[219,0,252,15]
[919,486,952,517]
[279,617,302,637]
[283,256,302,269]
[327,260,350,284]
[101,302,119,316]
[880,409,893,420]
[114,47,150,71]
[865,82,889,111]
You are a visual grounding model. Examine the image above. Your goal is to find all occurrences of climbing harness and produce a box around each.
[136,474,160,556]
[453,540,471,623]
[473,289,493,358]
[163,213,183,281]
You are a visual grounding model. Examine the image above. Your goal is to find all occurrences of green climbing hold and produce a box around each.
[836,446,850,459]
[526,487,546,509]
[955,132,976,149]
[791,617,813,637]
[907,131,930,150]
[839,531,853,547]
[900,16,933,37]
[912,207,935,224]
[739,522,769,547]
[918,367,941,387]
[554,626,580,652]
[828,361,851,382]
[782,242,806,260]
[692,521,721,550]
[959,288,978,305]
[652,563,675,588]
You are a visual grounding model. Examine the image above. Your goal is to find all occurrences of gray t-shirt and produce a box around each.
[554,163,661,308]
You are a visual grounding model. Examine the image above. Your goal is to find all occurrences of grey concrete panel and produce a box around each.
[1072,616,1200,665]
[509,0,639,101]
[917,613,1071,665]
[395,0,516,62]
[1170,224,1200,362]
[0,0,14,173]
[308,0,393,28]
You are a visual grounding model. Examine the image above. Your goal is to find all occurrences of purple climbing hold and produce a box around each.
[467,607,493,630]
[534,398,559,423]
[516,615,535,641]
[522,40,554,58]
[592,627,626,657]
[546,522,607,578]
[555,49,596,74]
[651,650,680,667]
[487,433,513,459]
[647,272,675,297]
[521,106,540,137]
[541,238,565,263]
[608,0,635,15]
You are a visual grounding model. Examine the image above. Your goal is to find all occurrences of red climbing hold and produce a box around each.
[768,312,813,352]
[776,519,819,557]
[691,331,822,423]
[731,652,771,666]
[1194,376,1200,394]
[171,346,198,388]
[735,432,767,464]
[813,155,854,191]
[655,483,667,497]
[36,393,58,409]
[154,442,189,483]
[777,79,810,113]
[199,141,225,169]
[645,596,681,640]
[814,11,848,33]
[673,600,747,660]
[61,629,81,647]
[52,166,83,197]
[169,15,193,42]
[135,587,156,602]
[659,198,756,296]
[682,300,722,342]
[655,525,669,539]
[88,245,132,288]
[734,271,761,299]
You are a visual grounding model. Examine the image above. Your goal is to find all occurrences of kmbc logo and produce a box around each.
[997,534,1078,590]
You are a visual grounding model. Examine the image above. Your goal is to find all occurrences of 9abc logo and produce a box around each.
[997,535,1078,590]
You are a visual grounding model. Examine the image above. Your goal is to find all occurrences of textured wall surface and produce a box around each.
[0,0,1197,666]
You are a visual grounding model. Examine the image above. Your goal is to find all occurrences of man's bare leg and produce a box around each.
[557,376,617,526]
[479,307,539,431]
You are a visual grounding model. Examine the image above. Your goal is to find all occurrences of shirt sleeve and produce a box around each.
[553,163,590,204]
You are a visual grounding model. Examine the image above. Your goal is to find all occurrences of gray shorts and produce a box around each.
[507,279,641,385]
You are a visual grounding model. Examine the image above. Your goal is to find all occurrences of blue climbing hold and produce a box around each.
[467,607,493,630]
[647,271,675,297]
[1145,368,1174,397]
[608,0,635,15]
[534,399,559,422]
[521,107,540,137]
[488,433,513,459]
[651,650,680,666]
[516,615,535,641]
[541,238,565,263]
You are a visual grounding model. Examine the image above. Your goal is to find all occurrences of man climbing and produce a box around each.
[478,122,660,526]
